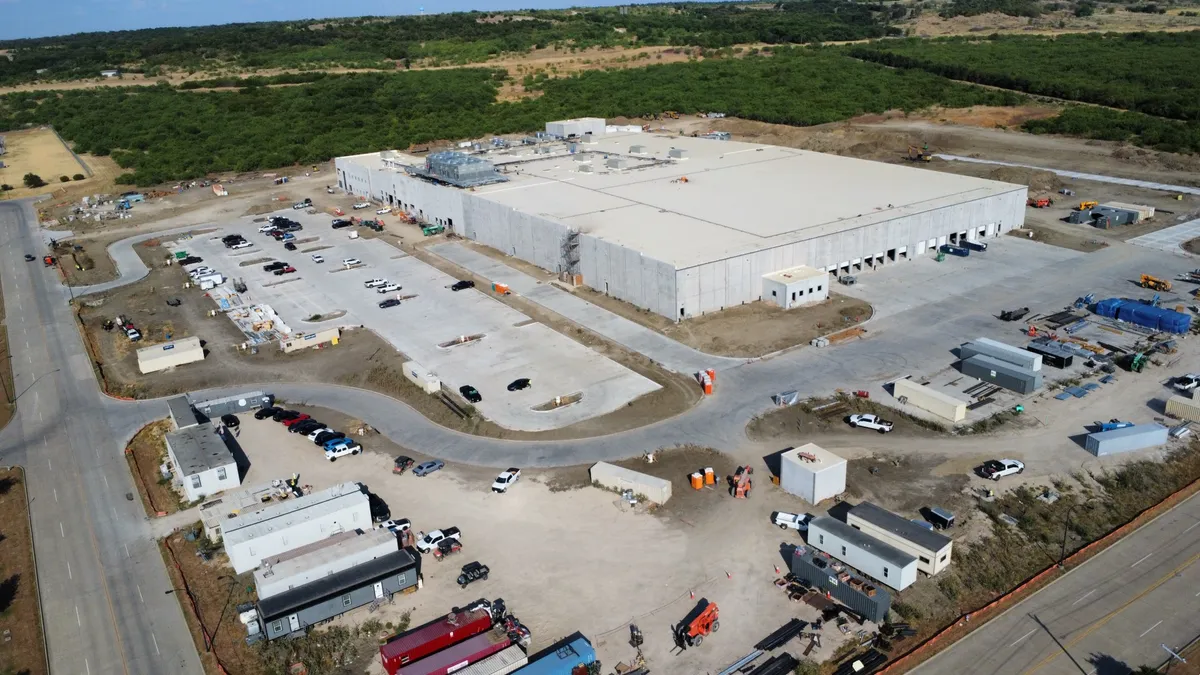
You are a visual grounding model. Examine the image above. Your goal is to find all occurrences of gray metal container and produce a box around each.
[1025,341,1075,369]
[959,355,1042,394]
[960,337,1042,372]
[789,546,892,623]
[1084,423,1168,457]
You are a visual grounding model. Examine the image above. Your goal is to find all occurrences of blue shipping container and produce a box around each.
[513,635,595,675]
[1093,298,1124,318]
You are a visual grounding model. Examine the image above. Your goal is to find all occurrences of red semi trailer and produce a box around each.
[381,605,493,674]
[396,629,513,675]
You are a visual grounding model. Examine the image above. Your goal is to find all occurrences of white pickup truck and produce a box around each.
[772,512,811,531]
[849,413,894,433]
[416,527,461,553]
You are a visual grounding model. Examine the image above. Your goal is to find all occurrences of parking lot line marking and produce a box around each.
[1132,553,1153,568]
[102,474,108,489]
[1072,589,1097,606]
[67,561,71,580]
[1139,620,1163,638]
[75,605,81,626]
[1011,628,1037,647]
[59,522,64,538]
[151,631,160,655]
[53,488,57,503]
[112,507,118,520]
[137,585,143,604]
[124,543,130,559]
[85,658,90,675]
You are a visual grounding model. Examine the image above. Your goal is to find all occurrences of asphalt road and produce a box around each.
[915,490,1200,675]
[0,201,202,675]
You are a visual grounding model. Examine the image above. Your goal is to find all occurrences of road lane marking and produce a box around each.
[137,585,144,603]
[102,474,108,489]
[1184,520,1200,535]
[47,457,51,470]
[1072,589,1097,606]
[1011,628,1038,647]
[1023,550,1200,674]
[67,561,71,580]
[75,605,81,626]
[1132,553,1153,567]
[85,658,90,675]
[53,489,57,503]
[59,522,64,537]
[1139,620,1163,638]
[151,632,160,656]
[124,543,130,559]
[111,507,117,520]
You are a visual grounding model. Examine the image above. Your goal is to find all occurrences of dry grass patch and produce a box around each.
[0,468,47,675]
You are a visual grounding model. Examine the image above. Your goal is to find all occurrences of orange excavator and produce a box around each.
[675,599,719,648]
[729,466,752,499]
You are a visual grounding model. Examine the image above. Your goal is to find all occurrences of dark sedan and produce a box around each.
[254,407,280,420]
[459,385,482,403]
[506,378,531,392]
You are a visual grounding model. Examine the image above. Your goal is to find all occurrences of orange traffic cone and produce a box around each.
[774,565,780,575]
[690,589,695,600]
[726,570,732,579]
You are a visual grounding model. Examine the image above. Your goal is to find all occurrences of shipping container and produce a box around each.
[1085,424,1168,457]
[450,645,528,675]
[513,634,596,675]
[1024,341,1075,369]
[892,378,967,422]
[397,630,512,675]
[960,337,1042,372]
[959,355,1042,395]
[381,606,492,673]
[789,546,892,623]
[1166,395,1200,423]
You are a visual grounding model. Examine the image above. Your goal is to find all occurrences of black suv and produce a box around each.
[263,261,287,272]
[331,219,351,229]
[254,406,280,420]
[451,280,475,292]
[272,409,300,422]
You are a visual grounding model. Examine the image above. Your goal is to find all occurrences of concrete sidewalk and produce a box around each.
[428,242,744,374]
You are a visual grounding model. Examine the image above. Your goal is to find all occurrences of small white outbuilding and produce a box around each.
[761,266,829,310]
[779,443,846,504]
[138,336,204,374]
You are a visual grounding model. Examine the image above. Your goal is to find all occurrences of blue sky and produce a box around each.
[1,0,659,41]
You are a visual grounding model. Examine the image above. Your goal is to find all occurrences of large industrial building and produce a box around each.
[336,118,1027,321]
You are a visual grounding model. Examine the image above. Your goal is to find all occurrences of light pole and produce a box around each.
[1060,498,1098,568]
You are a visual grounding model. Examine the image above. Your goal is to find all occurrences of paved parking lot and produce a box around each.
[1128,217,1200,254]
[176,210,659,431]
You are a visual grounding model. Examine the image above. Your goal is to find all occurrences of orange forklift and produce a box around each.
[675,599,719,648]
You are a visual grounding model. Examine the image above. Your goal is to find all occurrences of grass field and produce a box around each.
[0,467,47,675]
[0,127,90,199]
[0,272,12,430]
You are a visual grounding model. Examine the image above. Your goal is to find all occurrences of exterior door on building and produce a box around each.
[373,582,384,599]
[288,614,300,632]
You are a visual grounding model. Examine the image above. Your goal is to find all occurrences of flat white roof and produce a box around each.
[138,336,202,364]
[342,132,1022,270]
[763,265,826,285]
[222,482,365,548]
[781,443,846,472]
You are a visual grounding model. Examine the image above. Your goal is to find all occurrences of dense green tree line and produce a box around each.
[1023,106,1200,154]
[936,0,1044,18]
[0,3,898,86]
[0,50,1015,185]
[849,32,1200,120]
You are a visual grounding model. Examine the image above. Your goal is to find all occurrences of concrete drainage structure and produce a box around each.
[438,333,486,349]
[532,392,584,412]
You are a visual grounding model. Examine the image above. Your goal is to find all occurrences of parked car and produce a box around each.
[451,280,475,291]
[258,224,278,233]
[273,266,296,276]
[290,420,325,434]
[332,219,351,229]
[254,406,280,420]
[273,409,300,422]
[220,414,240,429]
[979,459,1024,480]
[393,456,414,474]
[325,441,361,461]
[457,561,489,588]
[263,261,286,272]
[459,385,482,403]
[280,233,296,242]
[222,234,244,243]
[848,414,894,433]
[376,208,391,215]
[382,518,411,535]
[364,278,387,288]
[772,511,811,531]
[506,378,531,392]
[1175,374,1200,392]
[352,202,370,210]
[311,254,325,264]
[179,256,203,265]
[343,258,363,268]
[378,284,402,294]
[307,427,334,442]
[188,267,215,277]
[231,241,253,250]
[416,527,460,553]
[292,198,313,210]
[284,242,297,251]
[281,414,311,427]
[367,492,390,523]
[313,430,345,446]
[491,468,521,493]
[125,328,142,341]
[413,460,445,477]
[379,298,401,309]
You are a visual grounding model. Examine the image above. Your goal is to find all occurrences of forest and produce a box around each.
[0,3,900,85]
[0,50,1017,185]
[849,32,1200,121]
[1023,106,1200,154]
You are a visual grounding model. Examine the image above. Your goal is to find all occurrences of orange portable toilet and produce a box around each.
[690,472,704,490]
[703,379,713,395]
[706,368,716,383]
[703,467,715,485]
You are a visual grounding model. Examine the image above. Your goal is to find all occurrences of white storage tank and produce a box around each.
[779,444,846,504]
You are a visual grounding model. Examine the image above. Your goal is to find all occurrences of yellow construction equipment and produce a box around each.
[1140,274,1172,292]
[906,144,932,162]
[1077,200,1098,211]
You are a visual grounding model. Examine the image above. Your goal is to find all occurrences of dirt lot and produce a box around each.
[75,237,699,441]
[901,6,1200,38]
[125,420,183,515]
[0,467,47,675]
[0,278,12,431]
[191,414,867,675]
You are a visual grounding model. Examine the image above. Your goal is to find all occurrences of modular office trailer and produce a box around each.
[396,629,512,675]
[892,378,967,422]
[959,354,1042,395]
[191,391,274,419]
[808,516,918,591]
[381,604,493,673]
[847,502,953,576]
[789,546,892,623]
[1084,424,1169,457]
[254,548,420,641]
[454,645,529,675]
[1166,395,1200,423]
[513,633,597,675]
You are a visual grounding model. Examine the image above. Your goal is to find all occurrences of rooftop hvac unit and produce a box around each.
[573,154,591,163]
[606,157,628,170]
[581,132,597,144]
[577,164,594,173]
[629,145,647,154]
[669,148,688,159]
